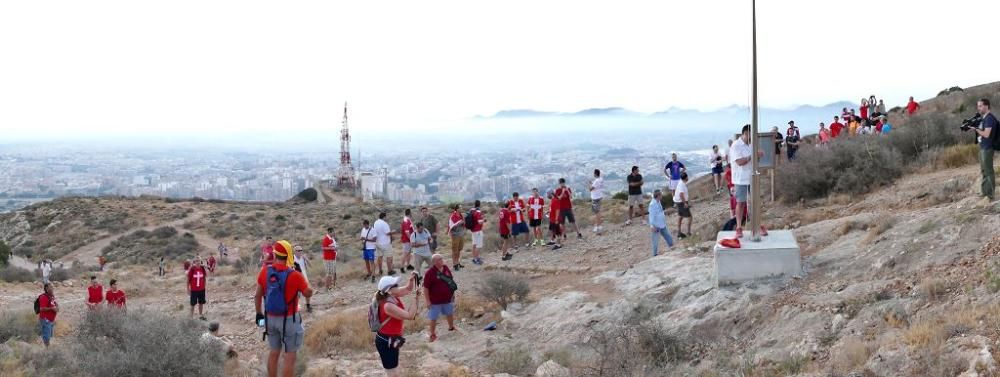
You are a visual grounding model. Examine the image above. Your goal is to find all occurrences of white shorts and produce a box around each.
[402,243,412,253]
[323,260,336,277]
[375,243,392,257]
[668,179,680,191]
[472,231,484,248]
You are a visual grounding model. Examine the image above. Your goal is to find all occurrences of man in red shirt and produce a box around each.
[400,209,415,274]
[554,178,583,240]
[422,254,456,342]
[907,96,920,115]
[86,276,103,310]
[470,201,486,265]
[547,190,563,250]
[188,258,208,320]
[37,283,58,347]
[498,206,512,261]
[105,279,126,310]
[207,255,217,273]
[447,205,466,270]
[260,236,276,267]
[254,240,312,377]
[830,115,844,138]
[506,192,530,249]
[321,227,338,290]
[527,188,545,246]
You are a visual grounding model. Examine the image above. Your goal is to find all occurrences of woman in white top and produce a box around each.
[292,245,313,313]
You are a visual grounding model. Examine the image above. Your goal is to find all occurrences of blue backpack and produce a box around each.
[264,267,295,316]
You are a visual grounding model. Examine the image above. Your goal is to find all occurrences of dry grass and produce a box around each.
[904,319,947,349]
[935,143,980,169]
[831,337,871,372]
[883,308,909,329]
[862,215,897,244]
[918,278,950,301]
[303,307,374,355]
[835,219,870,236]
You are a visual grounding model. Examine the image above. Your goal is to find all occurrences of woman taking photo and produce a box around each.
[374,273,422,376]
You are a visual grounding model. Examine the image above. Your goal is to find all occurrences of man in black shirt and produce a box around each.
[626,166,644,225]
[972,99,996,200]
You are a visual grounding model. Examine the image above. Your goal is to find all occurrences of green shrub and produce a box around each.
[777,137,903,202]
[0,310,38,343]
[296,188,318,202]
[612,191,628,201]
[0,240,9,266]
[0,265,35,283]
[475,272,530,310]
[490,346,535,376]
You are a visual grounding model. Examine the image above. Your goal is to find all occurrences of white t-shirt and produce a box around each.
[729,138,753,185]
[373,219,392,246]
[360,227,377,249]
[672,180,689,203]
[41,263,52,277]
[590,177,604,200]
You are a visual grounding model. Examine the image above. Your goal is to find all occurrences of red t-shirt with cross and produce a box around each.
[527,196,545,220]
[506,199,526,224]
[188,266,207,292]
[322,234,337,261]
[400,217,414,243]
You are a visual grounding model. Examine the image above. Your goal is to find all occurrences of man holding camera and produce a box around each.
[973,99,996,200]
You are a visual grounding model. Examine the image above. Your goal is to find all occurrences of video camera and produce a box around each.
[960,113,983,131]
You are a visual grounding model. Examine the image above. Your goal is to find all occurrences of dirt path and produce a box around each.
[58,210,207,267]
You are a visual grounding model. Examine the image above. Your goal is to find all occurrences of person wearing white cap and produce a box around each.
[373,273,422,376]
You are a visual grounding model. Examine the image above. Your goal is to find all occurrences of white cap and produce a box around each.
[377,276,400,292]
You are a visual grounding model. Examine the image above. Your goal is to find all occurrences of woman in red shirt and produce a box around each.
[374,274,422,376]
[105,279,126,310]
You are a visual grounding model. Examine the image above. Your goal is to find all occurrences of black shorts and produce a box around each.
[190,290,206,306]
[500,233,510,239]
[375,334,403,369]
[676,203,692,218]
[711,165,723,175]
[560,209,576,224]
[529,219,542,227]
[549,222,562,235]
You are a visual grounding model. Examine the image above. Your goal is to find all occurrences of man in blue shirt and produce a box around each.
[663,153,686,194]
[973,98,996,200]
[880,116,892,135]
[648,190,674,257]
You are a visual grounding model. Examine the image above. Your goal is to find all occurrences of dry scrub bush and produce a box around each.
[0,265,35,283]
[489,346,535,376]
[919,278,950,301]
[862,215,897,244]
[0,311,38,343]
[583,301,689,376]
[776,137,903,203]
[831,337,871,373]
[475,272,530,310]
[935,143,980,169]
[303,308,373,355]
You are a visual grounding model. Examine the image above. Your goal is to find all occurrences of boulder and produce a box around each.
[535,360,570,377]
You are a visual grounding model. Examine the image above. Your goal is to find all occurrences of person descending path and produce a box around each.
[40,259,52,285]
[625,166,644,226]
[527,188,545,246]
[785,121,801,161]
[590,169,605,234]
[105,279,126,310]
[507,193,530,248]
[360,220,377,283]
[469,201,486,265]
[447,205,466,270]
[547,190,563,250]
[292,245,313,313]
[86,275,103,310]
[260,236,276,268]
[673,172,693,239]
[158,257,166,277]
[399,209,415,274]
[372,274,422,377]
[322,227,338,289]
[254,240,312,377]
[188,257,209,320]
[648,190,674,256]
[498,205,513,261]
[374,212,396,276]
[554,178,583,239]
[207,254,217,273]
[423,254,457,343]
[36,283,58,347]
[664,153,686,195]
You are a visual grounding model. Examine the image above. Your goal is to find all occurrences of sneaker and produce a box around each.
[406,265,414,271]
[400,268,406,275]
[735,227,744,239]
[364,274,371,281]
[546,241,556,246]
[577,233,583,239]
[306,304,313,313]
[678,233,687,239]
[388,270,396,276]
[453,264,461,271]
[501,254,513,261]
[199,316,207,321]
[370,275,376,283]
[552,245,562,251]
[760,226,769,237]
[525,243,531,248]
[457,263,465,269]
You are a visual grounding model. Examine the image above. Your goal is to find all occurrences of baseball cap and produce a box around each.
[378,276,400,292]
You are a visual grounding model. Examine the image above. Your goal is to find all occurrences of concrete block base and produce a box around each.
[714,230,801,286]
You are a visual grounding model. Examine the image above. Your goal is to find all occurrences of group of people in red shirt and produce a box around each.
[85,275,127,310]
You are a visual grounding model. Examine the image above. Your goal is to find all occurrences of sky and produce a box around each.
[1,0,998,141]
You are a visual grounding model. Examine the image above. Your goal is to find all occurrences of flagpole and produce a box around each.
[750,0,762,242]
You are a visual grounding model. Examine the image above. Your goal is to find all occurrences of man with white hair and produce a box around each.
[422,254,457,342]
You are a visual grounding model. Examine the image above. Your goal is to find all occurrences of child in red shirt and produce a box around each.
[105,279,126,310]
[86,276,103,310]
[498,208,512,261]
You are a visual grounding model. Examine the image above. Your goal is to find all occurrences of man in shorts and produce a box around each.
[321,227,338,290]
[527,188,545,246]
[373,212,396,276]
[399,209,415,274]
[673,172,692,239]
[254,240,312,377]
[663,153,686,195]
[470,200,486,265]
[447,204,466,270]
[422,254,456,343]
[411,223,434,273]
[360,220,377,283]
[626,166,644,225]
[498,205,513,261]
[729,124,753,238]
[590,169,604,234]
[506,192,530,248]
[547,193,563,250]
[419,207,439,252]
[554,178,583,239]
[187,258,208,320]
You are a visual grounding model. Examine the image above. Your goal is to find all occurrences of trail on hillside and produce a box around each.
[58,209,208,266]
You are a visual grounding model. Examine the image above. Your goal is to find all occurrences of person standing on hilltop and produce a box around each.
[506,192,530,248]
[410,223,434,272]
[469,200,486,265]
[374,212,396,276]
[546,189,563,250]
[254,240,312,377]
[372,274,422,377]
[590,169,605,234]
[848,115,860,137]
[447,205,466,271]
[648,190,674,256]
[188,257,209,320]
[554,178,583,239]
[86,275,103,310]
[771,126,784,164]
[626,166,644,226]
[423,254,457,343]
[498,205,513,261]
[876,99,887,118]
[207,254,217,273]
[830,116,844,139]
[37,283,58,347]
[730,125,753,238]
[260,236,276,268]
[105,279,126,311]
[709,146,724,195]
[527,189,545,246]
[158,257,166,277]
[673,172,693,239]
[818,122,831,145]
[881,116,893,135]
[292,245,313,313]
[785,121,801,160]
[907,96,920,115]
[419,207,439,253]
[322,227,338,290]
[399,209,415,274]
[360,220,377,283]
[41,259,52,285]
[663,153,686,195]
[972,98,996,200]
[860,98,869,120]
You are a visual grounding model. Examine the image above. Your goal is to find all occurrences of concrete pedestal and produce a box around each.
[714,230,801,286]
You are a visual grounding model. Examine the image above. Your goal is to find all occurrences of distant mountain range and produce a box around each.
[483,101,855,122]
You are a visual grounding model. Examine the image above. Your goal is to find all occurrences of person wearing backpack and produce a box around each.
[422,254,457,342]
[254,240,312,377]
[372,273,422,376]
[971,98,997,200]
[36,283,58,347]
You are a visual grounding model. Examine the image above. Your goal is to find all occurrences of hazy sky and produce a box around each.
[2,0,997,140]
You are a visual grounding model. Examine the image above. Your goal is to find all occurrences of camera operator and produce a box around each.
[971,98,996,200]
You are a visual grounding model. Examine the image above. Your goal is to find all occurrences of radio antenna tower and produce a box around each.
[336,102,357,188]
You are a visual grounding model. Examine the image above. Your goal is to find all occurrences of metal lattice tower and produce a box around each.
[337,102,357,188]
